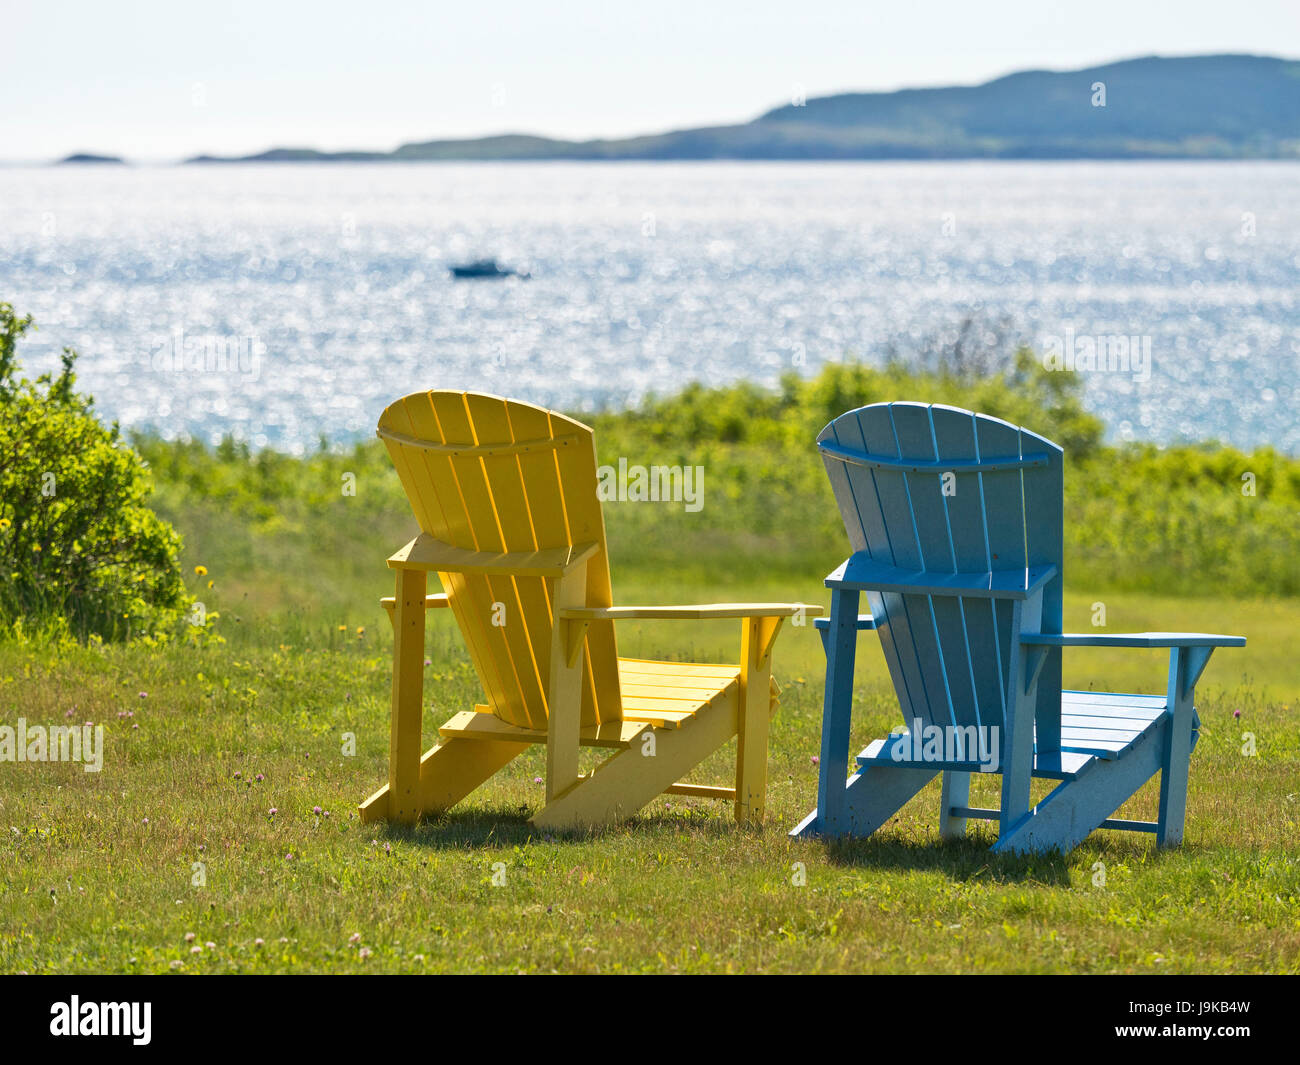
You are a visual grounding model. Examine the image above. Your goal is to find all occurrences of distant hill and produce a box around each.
[58,153,125,164]
[185,54,1300,163]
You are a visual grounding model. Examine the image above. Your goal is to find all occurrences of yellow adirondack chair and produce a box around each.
[359,390,818,829]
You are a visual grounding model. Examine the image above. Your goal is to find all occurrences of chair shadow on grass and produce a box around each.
[369,802,747,851]
[812,823,1192,885]
[368,805,1188,889]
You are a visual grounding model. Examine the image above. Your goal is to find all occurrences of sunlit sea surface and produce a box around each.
[1,162,1296,453]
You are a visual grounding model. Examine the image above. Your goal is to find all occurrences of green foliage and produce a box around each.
[1069,443,1300,596]
[585,353,1299,597]
[590,348,1105,457]
[127,351,1300,600]
[0,304,189,640]
[133,433,402,531]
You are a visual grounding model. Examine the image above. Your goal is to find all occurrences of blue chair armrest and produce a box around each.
[1019,632,1245,648]
[826,554,1057,601]
[814,614,877,632]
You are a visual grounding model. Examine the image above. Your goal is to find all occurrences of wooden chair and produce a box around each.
[360,390,818,829]
[792,402,1244,854]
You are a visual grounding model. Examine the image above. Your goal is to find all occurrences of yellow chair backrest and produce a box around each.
[378,390,622,730]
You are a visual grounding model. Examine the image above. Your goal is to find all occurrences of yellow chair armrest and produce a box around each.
[558,603,821,621]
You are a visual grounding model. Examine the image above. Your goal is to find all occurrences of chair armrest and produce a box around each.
[559,603,822,621]
[1019,632,1245,648]
[814,614,876,631]
[388,533,600,577]
[1022,631,1243,705]
[827,554,1057,601]
[381,594,451,612]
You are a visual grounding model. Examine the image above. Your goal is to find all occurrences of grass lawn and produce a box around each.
[2,499,1297,974]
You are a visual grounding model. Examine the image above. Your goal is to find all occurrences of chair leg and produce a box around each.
[992,739,1164,855]
[837,762,936,837]
[387,568,427,823]
[940,771,971,839]
[545,563,588,803]
[360,734,528,823]
[998,596,1040,844]
[809,587,860,836]
[735,616,780,824]
[532,694,737,830]
[1157,647,1197,847]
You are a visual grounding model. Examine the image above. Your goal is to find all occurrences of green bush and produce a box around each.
[118,341,1300,603]
[0,304,189,640]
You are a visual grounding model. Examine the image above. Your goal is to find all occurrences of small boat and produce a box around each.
[449,259,529,280]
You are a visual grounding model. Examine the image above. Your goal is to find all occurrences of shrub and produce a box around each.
[0,304,189,639]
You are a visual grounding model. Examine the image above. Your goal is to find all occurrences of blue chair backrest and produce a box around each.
[819,402,1064,739]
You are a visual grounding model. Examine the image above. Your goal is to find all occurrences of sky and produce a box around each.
[4,0,1299,161]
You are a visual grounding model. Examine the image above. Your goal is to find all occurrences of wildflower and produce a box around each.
[204,941,215,950]
[255,773,264,782]
[185,932,196,942]
[534,776,544,785]
[268,807,278,816]
[358,947,372,960]
[254,938,265,947]
[355,626,365,638]
[0,518,9,529]
[811,755,820,765]
[313,805,323,816]
[138,691,147,699]
[1233,709,1242,719]
[190,945,202,954]
[233,771,241,779]
[337,624,347,632]
[194,565,208,576]
[349,933,362,944]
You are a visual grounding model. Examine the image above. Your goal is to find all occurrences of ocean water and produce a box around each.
[0,161,1296,453]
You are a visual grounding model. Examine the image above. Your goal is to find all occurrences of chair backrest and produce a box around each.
[819,402,1064,741]
[378,391,622,730]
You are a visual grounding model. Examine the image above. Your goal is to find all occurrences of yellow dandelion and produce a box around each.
[32,544,41,552]
[0,518,10,529]
[194,565,208,577]
[207,580,214,589]
[337,624,347,632]
[355,627,365,637]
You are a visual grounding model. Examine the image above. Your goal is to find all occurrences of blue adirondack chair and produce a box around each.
[792,402,1244,855]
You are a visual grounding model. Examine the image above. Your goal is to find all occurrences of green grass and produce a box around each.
[2,518,1297,973]
[3,360,1298,973]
